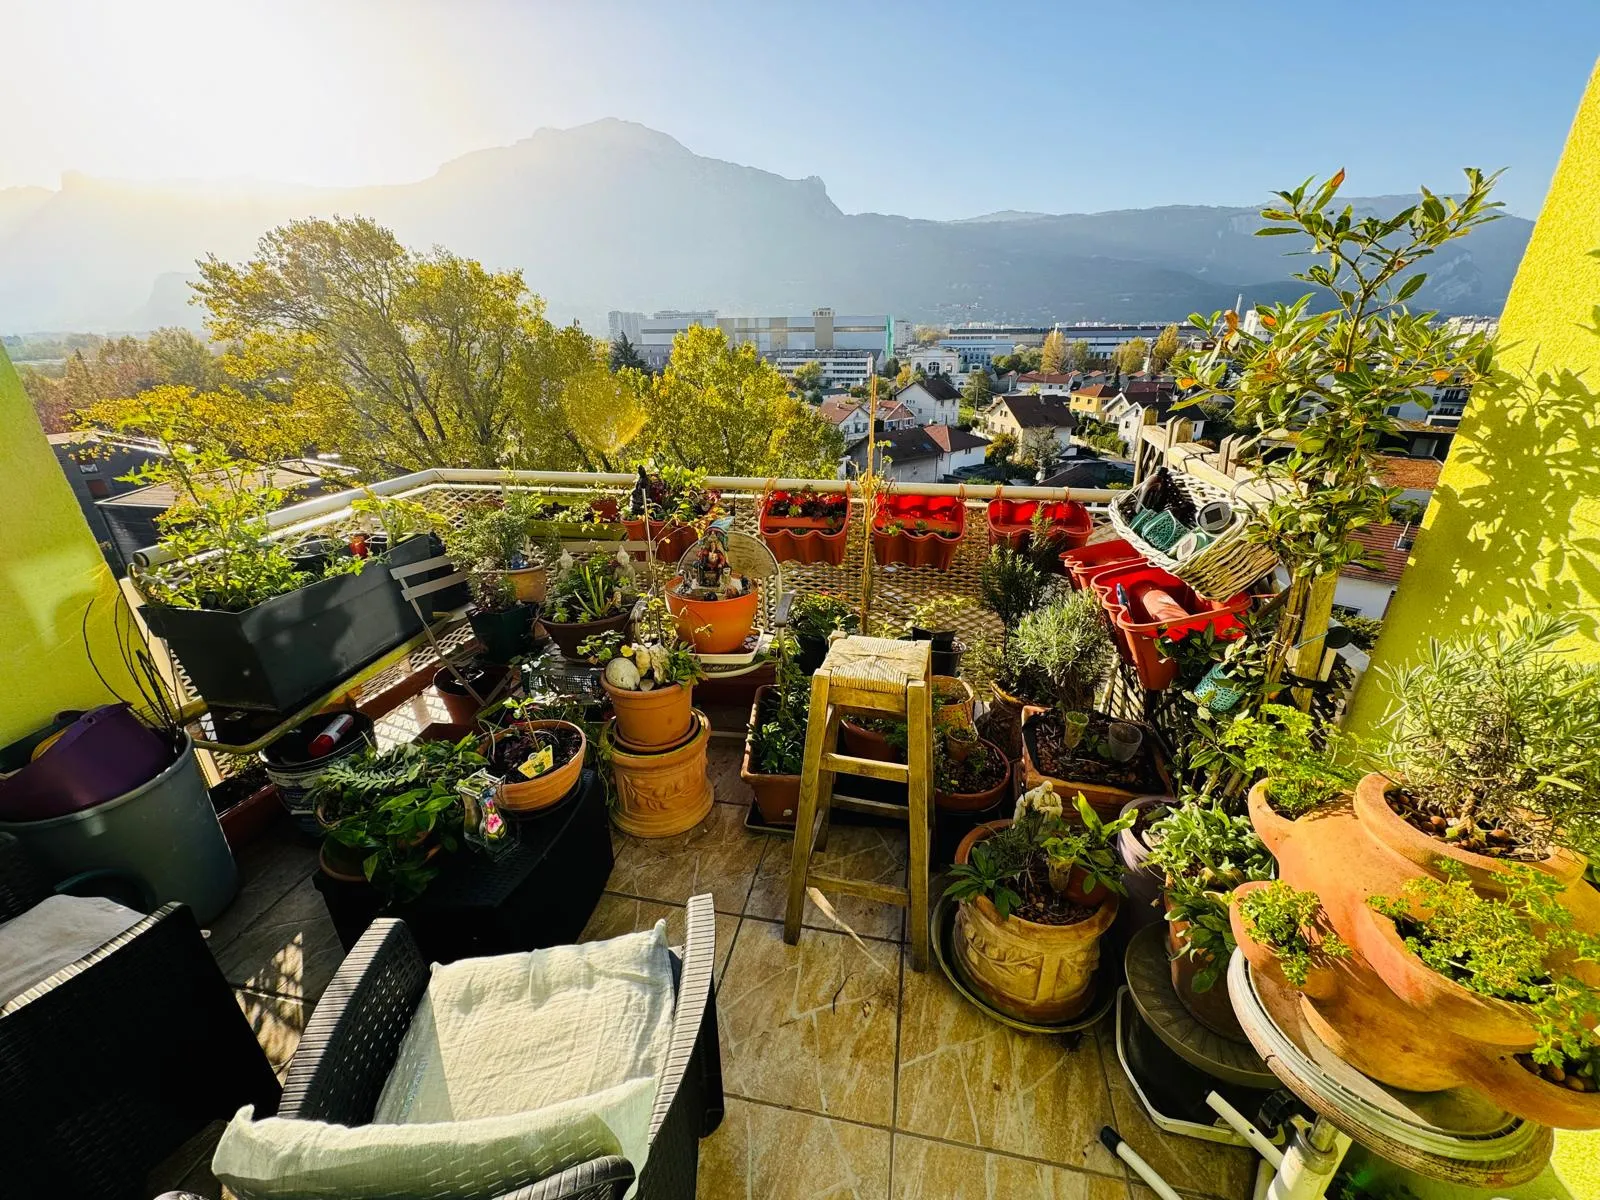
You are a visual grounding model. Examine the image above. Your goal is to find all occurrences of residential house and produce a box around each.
[47,430,166,574]
[1014,372,1076,396]
[1334,522,1416,618]
[817,395,872,445]
[1068,380,1118,417]
[1038,448,1135,490]
[1101,380,1180,454]
[976,393,1077,450]
[903,344,962,381]
[1380,419,1456,462]
[847,424,989,484]
[893,376,962,426]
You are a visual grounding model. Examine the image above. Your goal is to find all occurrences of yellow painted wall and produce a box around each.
[1347,59,1600,732]
[0,344,146,745]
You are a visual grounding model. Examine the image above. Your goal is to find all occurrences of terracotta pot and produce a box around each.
[742,712,801,829]
[504,565,547,604]
[1115,796,1173,936]
[936,740,1012,813]
[432,663,510,725]
[1163,897,1247,1040]
[318,839,368,884]
[1019,712,1145,821]
[952,820,1117,1022]
[215,781,282,851]
[665,579,760,654]
[623,517,698,565]
[542,608,630,661]
[602,678,694,751]
[608,709,715,837]
[841,718,900,763]
[481,720,586,814]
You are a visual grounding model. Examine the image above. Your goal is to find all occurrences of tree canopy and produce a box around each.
[1150,324,1181,372]
[1040,330,1068,375]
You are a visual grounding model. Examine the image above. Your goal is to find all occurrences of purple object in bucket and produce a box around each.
[0,704,177,821]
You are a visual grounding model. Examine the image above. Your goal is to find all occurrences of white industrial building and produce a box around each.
[772,349,878,390]
[618,307,894,367]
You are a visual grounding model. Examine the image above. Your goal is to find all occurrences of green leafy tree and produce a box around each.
[1016,427,1059,473]
[913,324,944,345]
[961,368,993,410]
[790,361,826,401]
[1173,167,1501,686]
[1067,339,1093,373]
[1150,323,1181,373]
[1040,330,1068,374]
[1114,337,1150,375]
[646,326,843,476]
[985,430,1017,463]
[608,332,648,373]
[194,215,596,475]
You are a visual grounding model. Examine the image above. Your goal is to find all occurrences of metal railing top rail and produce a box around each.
[132,467,1119,570]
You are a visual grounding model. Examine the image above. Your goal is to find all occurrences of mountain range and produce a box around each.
[0,119,1531,336]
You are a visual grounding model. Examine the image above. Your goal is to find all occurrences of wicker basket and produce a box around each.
[1108,472,1277,600]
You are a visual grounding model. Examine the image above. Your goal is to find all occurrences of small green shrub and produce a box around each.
[1237,881,1348,987]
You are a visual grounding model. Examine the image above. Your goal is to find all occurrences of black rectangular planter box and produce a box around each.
[142,534,437,714]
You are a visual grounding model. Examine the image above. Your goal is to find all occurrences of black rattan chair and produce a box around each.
[238,893,723,1200]
[0,833,281,1200]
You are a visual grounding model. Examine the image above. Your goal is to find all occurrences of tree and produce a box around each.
[894,363,917,389]
[790,361,826,401]
[1114,337,1150,375]
[1067,339,1093,373]
[646,326,843,476]
[986,430,1018,463]
[1041,330,1068,374]
[194,216,595,475]
[1016,428,1059,474]
[913,325,944,345]
[1174,167,1501,687]
[1150,324,1181,373]
[559,363,648,473]
[879,356,899,378]
[961,368,993,411]
[609,332,648,373]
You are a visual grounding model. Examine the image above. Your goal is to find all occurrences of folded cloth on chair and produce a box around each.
[0,894,143,1004]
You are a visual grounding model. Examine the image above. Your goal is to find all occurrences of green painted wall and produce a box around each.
[1347,60,1600,732]
[0,344,145,745]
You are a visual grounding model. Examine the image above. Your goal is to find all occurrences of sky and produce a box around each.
[3,0,1598,220]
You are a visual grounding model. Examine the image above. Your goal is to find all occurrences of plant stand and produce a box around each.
[1222,948,1554,1195]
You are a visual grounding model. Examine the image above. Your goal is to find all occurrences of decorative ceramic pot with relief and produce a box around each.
[606,710,714,838]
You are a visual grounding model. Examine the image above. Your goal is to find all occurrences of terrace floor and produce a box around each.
[163,718,1256,1200]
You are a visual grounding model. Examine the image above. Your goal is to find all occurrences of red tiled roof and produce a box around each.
[924,424,988,453]
[1018,372,1075,385]
[1378,456,1442,490]
[817,396,863,424]
[879,401,916,423]
[1073,383,1115,398]
[1342,522,1414,584]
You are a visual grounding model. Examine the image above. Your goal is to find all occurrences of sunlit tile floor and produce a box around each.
[186,733,1252,1200]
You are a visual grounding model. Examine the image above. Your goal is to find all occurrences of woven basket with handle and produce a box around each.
[1108,471,1277,600]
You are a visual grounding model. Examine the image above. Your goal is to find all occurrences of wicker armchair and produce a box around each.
[236,893,723,1200]
[0,833,280,1200]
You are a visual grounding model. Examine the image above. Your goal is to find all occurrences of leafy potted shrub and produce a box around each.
[742,642,810,826]
[583,601,704,751]
[979,547,1047,647]
[134,456,433,713]
[1231,880,1350,991]
[788,593,858,673]
[945,783,1122,1022]
[934,725,1012,813]
[310,737,485,904]
[665,528,759,653]
[542,555,635,660]
[871,492,966,570]
[759,486,850,565]
[438,502,547,664]
[1147,798,1274,1037]
[625,464,721,564]
[905,597,972,676]
[478,696,587,814]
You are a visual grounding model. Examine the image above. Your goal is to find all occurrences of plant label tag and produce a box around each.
[518,747,554,779]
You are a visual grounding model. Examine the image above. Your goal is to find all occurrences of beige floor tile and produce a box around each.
[205,823,318,954]
[745,824,908,943]
[891,1136,1132,1200]
[212,875,346,1003]
[579,892,738,981]
[718,918,900,1126]
[1100,1031,1256,1200]
[895,960,1123,1177]
[707,733,752,806]
[607,801,769,915]
[233,988,307,1070]
[697,1097,892,1200]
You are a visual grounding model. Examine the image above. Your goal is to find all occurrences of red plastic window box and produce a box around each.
[986,499,1094,563]
[1092,563,1252,690]
[1061,538,1144,591]
[759,487,851,565]
[871,494,966,569]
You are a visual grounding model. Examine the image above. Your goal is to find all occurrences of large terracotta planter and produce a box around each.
[542,609,630,661]
[1244,777,1600,1124]
[602,678,694,751]
[623,518,698,565]
[952,821,1117,1022]
[664,579,760,654]
[608,709,715,838]
[742,689,800,826]
[986,499,1093,557]
[481,720,586,814]
[871,494,965,569]
[936,740,1012,813]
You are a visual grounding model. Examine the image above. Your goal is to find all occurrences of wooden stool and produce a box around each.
[784,635,935,970]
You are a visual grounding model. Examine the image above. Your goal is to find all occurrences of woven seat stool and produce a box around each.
[784,635,935,970]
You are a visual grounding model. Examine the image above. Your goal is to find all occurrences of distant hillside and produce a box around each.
[0,119,1531,334]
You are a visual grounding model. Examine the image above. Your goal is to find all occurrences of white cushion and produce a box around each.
[0,894,143,1005]
[213,1079,652,1200]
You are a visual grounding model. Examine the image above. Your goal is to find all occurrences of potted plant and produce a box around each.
[871,492,966,569]
[742,641,810,826]
[788,593,858,673]
[1115,794,1175,936]
[625,464,721,564]
[933,676,976,727]
[542,554,635,660]
[583,603,705,751]
[1233,880,1350,990]
[1147,797,1274,1037]
[979,547,1047,647]
[945,783,1122,1022]
[759,486,851,565]
[436,502,548,664]
[906,597,972,676]
[478,697,587,814]
[840,716,908,763]
[934,726,1011,813]
[133,456,433,713]
[310,737,486,903]
[665,527,760,653]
